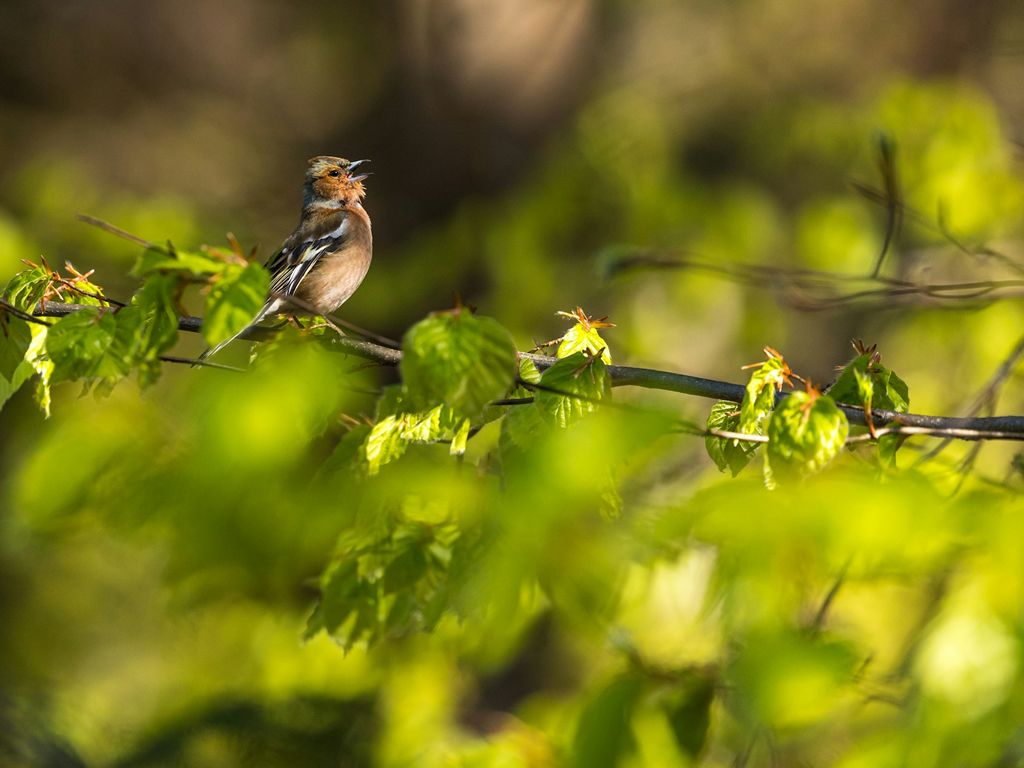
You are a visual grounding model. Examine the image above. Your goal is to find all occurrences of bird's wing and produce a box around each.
[266,212,351,304]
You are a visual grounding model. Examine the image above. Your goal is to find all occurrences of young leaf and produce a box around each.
[558,321,612,364]
[766,391,849,483]
[202,262,269,347]
[829,350,910,414]
[705,400,758,476]
[3,264,51,312]
[738,351,790,436]
[534,352,611,428]
[400,309,518,419]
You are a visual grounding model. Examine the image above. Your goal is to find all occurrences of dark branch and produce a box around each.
[33,301,1024,441]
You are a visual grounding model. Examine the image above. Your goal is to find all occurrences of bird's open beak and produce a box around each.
[348,159,371,182]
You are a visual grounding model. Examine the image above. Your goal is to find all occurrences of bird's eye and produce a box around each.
[328,170,341,178]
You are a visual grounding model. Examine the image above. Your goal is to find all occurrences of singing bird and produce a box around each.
[199,155,372,361]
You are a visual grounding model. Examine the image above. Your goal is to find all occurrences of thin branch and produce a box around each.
[159,355,244,371]
[77,214,156,249]
[606,252,1024,311]
[32,301,1024,442]
[915,330,1024,467]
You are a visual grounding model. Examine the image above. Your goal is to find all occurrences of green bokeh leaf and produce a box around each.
[662,676,714,759]
[571,675,643,768]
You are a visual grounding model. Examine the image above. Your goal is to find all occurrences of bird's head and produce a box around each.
[304,156,370,208]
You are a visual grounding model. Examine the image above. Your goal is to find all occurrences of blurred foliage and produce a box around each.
[3,1,1024,766]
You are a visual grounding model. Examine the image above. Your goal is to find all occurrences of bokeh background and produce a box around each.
[3,1,1024,766]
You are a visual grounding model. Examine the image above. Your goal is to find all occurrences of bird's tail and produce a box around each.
[193,304,275,367]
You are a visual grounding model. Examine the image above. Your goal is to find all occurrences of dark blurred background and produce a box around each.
[2,0,1021,377]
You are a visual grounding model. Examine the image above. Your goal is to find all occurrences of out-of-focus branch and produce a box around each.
[32,301,1024,441]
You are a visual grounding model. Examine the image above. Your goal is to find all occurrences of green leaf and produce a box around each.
[738,353,788,436]
[25,325,53,417]
[202,262,270,347]
[766,392,849,483]
[363,404,472,474]
[449,417,470,456]
[499,399,549,454]
[0,314,32,382]
[44,308,119,383]
[705,400,759,476]
[3,265,50,312]
[132,245,227,277]
[829,352,910,413]
[558,321,612,364]
[571,675,643,768]
[662,676,714,760]
[518,356,542,385]
[535,353,611,428]
[400,309,518,419]
[365,415,408,475]
[306,521,461,650]
[120,273,181,386]
[0,355,33,413]
[132,273,180,356]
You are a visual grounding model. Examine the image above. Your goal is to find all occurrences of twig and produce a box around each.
[605,250,1024,311]
[32,301,1024,442]
[159,355,244,371]
[77,214,156,249]
[916,331,1024,467]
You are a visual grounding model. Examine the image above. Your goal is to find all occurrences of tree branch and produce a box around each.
[33,301,1024,441]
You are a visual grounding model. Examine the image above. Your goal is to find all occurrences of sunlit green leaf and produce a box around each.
[3,265,50,312]
[738,353,788,436]
[766,392,849,483]
[401,309,518,419]
[365,415,408,475]
[558,321,612,364]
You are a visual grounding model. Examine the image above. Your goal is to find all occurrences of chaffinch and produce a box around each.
[200,155,372,360]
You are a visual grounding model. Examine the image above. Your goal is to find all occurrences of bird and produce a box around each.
[198,155,372,362]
